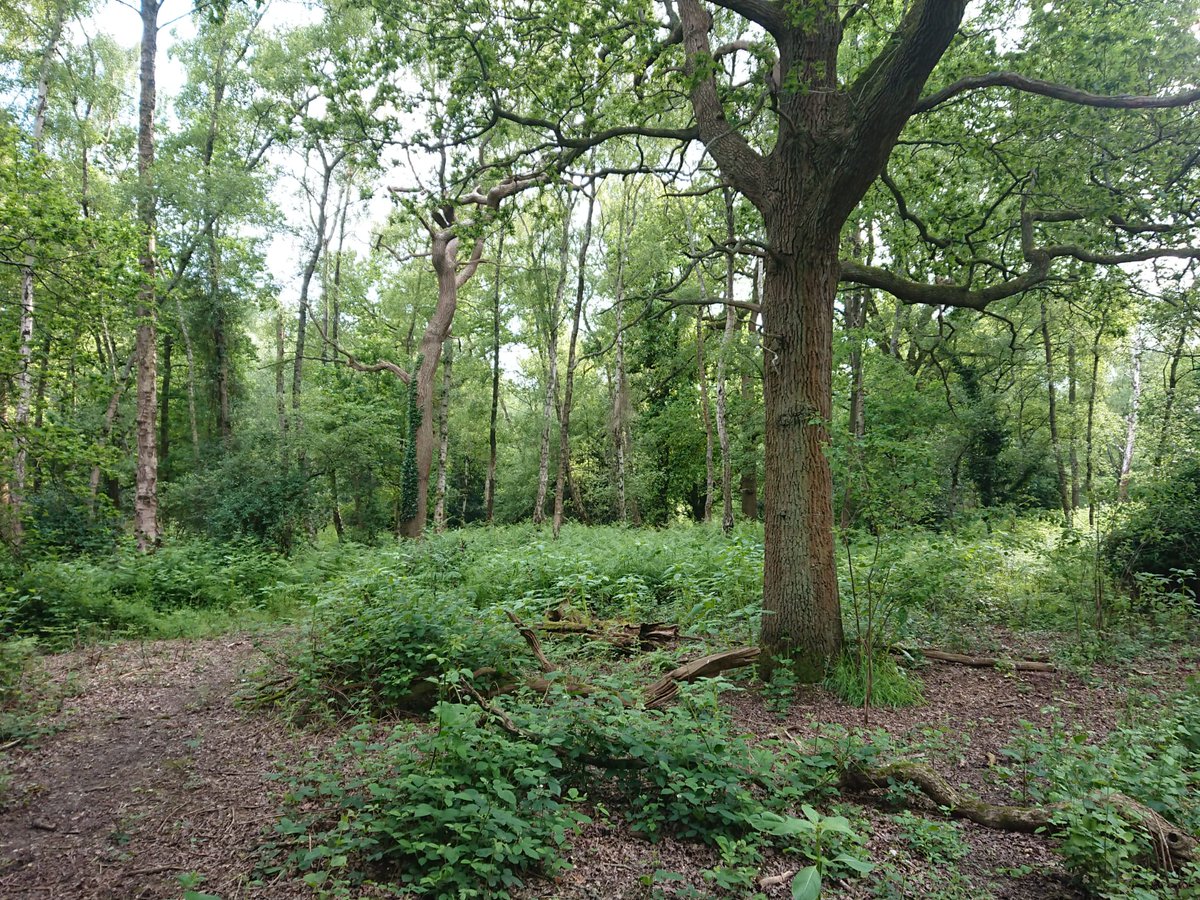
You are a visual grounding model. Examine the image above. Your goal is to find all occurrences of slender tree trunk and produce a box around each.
[1040,301,1072,527]
[696,307,715,523]
[840,250,867,532]
[433,338,453,533]
[715,194,739,532]
[534,207,571,524]
[89,352,137,514]
[553,190,595,538]
[612,187,637,525]
[159,333,172,463]
[1085,317,1105,526]
[758,224,844,680]
[740,272,761,521]
[293,151,338,474]
[1068,342,1080,510]
[134,0,161,552]
[485,235,503,523]
[1118,336,1143,502]
[275,306,288,468]
[10,1,66,539]
[1153,325,1188,466]
[210,227,232,443]
[549,192,592,535]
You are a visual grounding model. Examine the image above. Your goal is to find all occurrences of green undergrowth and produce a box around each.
[0,538,366,647]
[269,683,874,898]
[996,681,1200,898]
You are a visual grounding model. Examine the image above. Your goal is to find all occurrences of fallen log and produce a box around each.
[644,647,760,709]
[538,619,682,651]
[844,760,1197,871]
[898,647,1057,673]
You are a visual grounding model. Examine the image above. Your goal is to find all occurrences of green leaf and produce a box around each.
[791,866,821,900]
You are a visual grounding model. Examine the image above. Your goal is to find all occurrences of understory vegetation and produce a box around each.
[5,0,1200,896]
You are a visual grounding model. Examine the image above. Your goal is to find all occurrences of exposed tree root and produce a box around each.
[844,760,1197,871]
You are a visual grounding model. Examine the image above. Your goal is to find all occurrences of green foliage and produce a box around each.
[0,538,325,645]
[275,686,871,898]
[278,705,589,898]
[997,685,1200,896]
[166,431,312,552]
[892,811,968,866]
[1105,456,1200,608]
[273,552,522,716]
[825,653,924,709]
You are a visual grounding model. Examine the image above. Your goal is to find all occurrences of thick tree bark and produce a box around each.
[534,210,571,524]
[758,229,845,679]
[433,338,453,533]
[486,236,503,523]
[134,0,161,552]
[1040,301,1073,527]
[552,190,596,538]
[1118,336,1143,502]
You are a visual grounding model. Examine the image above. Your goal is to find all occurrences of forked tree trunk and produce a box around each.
[553,190,595,538]
[134,0,161,552]
[399,228,483,538]
[758,226,844,680]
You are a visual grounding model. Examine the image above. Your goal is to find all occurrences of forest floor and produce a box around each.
[0,634,1195,899]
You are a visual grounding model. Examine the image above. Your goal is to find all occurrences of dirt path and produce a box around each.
[0,637,308,900]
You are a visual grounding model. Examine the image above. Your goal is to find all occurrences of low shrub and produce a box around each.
[826,653,925,708]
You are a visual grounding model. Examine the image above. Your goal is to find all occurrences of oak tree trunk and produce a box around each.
[758,227,844,679]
